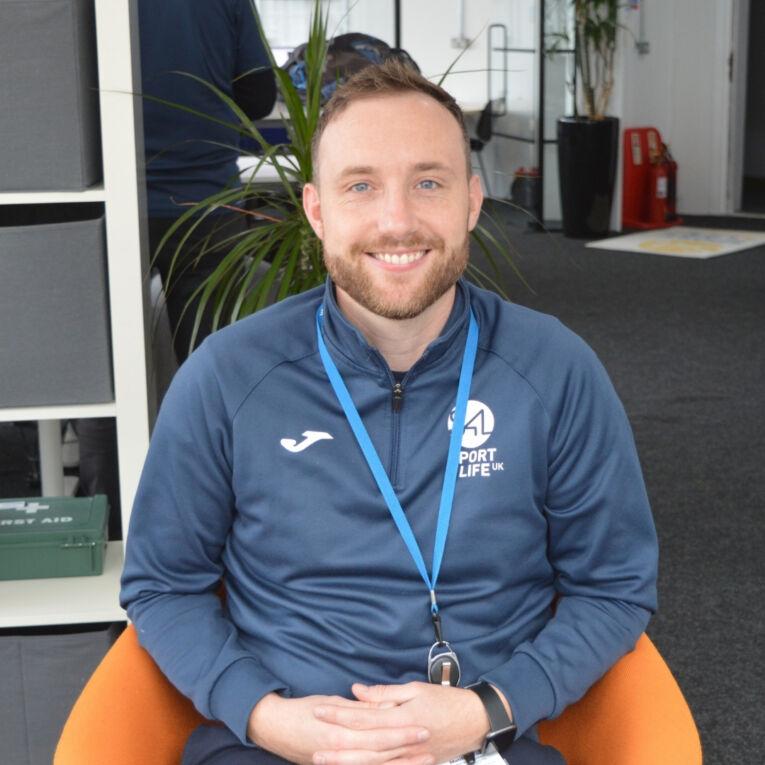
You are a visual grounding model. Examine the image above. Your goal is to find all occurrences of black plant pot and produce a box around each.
[557,116,619,238]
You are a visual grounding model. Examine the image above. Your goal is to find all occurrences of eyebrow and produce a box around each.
[338,165,375,179]
[411,162,455,175]
[337,161,456,180]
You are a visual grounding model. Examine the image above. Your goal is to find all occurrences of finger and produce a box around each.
[352,682,421,705]
[318,722,430,753]
[322,695,399,711]
[314,703,408,731]
[313,747,434,765]
[386,757,436,765]
[346,697,399,710]
[325,696,383,709]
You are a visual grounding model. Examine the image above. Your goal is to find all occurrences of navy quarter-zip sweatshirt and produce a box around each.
[121,279,658,745]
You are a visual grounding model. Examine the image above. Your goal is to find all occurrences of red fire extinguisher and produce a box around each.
[648,143,678,225]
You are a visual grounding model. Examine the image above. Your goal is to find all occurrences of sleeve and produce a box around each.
[232,0,276,119]
[120,347,288,744]
[235,0,269,72]
[481,334,659,737]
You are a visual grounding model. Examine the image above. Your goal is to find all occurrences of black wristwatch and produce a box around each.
[467,681,517,752]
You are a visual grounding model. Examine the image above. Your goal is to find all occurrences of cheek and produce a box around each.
[432,205,471,242]
[321,205,373,245]
[421,193,471,224]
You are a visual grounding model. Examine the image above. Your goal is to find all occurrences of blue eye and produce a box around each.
[418,179,439,190]
[350,182,370,192]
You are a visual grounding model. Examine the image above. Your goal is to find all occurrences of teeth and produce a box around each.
[372,250,426,265]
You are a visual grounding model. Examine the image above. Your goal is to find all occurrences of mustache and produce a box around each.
[351,235,445,255]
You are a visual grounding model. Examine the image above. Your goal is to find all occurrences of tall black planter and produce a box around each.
[557,116,619,238]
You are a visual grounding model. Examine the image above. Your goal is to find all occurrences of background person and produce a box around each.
[139,0,277,363]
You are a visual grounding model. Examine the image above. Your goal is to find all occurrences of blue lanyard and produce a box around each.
[315,305,479,616]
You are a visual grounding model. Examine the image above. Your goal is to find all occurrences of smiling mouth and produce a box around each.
[369,250,429,265]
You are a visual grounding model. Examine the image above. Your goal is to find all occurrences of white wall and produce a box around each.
[401,0,494,104]
[402,0,554,211]
[256,0,394,63]
[615,0,734,217]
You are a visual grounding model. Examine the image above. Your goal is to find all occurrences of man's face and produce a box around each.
[303,92,483,320]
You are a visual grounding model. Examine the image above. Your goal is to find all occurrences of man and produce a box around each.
[121,61,658,765]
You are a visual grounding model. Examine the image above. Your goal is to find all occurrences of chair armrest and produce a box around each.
[55,624,206,765]
[538,633,702,764]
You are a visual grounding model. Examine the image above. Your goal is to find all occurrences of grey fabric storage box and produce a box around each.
[0,0,102,190]
[0,623,122,765]
[0,217,113,407]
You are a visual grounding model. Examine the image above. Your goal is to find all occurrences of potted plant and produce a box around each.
[157,1,525,351]
[550,0,621,237]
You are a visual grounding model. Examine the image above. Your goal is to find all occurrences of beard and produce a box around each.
[323,233,470,320]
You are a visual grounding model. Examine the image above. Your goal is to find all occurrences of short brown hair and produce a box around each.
[311,59,471,181]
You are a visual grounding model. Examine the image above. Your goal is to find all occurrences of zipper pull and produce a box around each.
[392,382,404,412]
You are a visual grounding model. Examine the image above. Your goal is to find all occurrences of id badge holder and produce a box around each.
[438,742,509,765]
[473,743,509,765]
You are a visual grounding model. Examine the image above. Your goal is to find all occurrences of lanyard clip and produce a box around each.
[430,590,445,643]
[431,609,445,645]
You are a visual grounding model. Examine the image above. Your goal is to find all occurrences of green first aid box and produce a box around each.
[0,495,109,581]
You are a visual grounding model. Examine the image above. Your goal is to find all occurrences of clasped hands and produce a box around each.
[247,681,492,765]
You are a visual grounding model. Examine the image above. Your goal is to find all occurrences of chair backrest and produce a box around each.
[56,627,701,765]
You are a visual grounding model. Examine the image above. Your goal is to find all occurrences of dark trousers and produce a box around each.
[71,418,122,539]
[182,724,567,765]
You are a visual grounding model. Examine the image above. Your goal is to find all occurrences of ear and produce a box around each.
[302,182,324,240]
[467,174,484,232]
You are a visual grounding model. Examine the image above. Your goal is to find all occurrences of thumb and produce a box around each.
[352,682,419,705]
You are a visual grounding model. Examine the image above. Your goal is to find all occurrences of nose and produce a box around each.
[376,185,418,239]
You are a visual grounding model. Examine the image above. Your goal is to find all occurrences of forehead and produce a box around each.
[316,92,465,179]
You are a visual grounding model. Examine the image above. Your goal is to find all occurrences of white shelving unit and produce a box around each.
[0,1,153,629]
[0,186,106,205]
[0,404,117,424]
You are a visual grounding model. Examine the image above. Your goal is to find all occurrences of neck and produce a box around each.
[336,286,457,372]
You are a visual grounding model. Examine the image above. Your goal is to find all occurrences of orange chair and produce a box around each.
[537,634,702,763]
[55,627,701,765]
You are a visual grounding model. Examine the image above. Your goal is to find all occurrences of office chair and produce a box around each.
[55,628,701,765]
[470,101,495,197]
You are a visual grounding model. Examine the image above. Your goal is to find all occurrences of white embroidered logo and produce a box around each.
[447,400,504,479]
[447,400,495,448]
[280,431,334,453]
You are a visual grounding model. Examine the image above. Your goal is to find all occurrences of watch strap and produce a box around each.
[467,681,517,747]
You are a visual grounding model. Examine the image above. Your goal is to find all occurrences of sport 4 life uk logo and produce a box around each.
[447,400,504,479]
